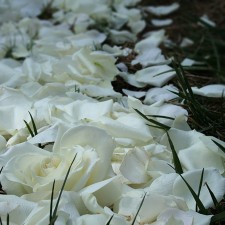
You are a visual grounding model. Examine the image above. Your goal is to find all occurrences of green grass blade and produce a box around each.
[205,182,219,209]
[0,217,2,225]
[105,215,114,225]
[147,124,168,130]
[24,112,42,148]
[196,168,204,211]
[212,140,225,154]
[166,132,183,174]
[7,214,9,225]
[28,111,38,135]
[179,173,208,214]
[24,120,35,137]
[49,180,56,224]
[51,154,77,223]
[131,192,147,225]
[146,115,175,120]
[134,109,171,131]
[152,69,175,78]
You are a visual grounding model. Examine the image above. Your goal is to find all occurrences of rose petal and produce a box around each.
[120,148,150,184]
[145,3,180,16]
[192,84,225,97]
[135,65,176,87]
[173,168,225,210]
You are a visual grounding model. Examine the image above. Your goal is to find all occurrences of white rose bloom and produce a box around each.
[0,126,115,200]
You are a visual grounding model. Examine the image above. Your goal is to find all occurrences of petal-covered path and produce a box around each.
[0,1,224,224]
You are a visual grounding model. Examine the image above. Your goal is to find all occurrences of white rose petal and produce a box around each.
[146,173,178,195]
[81,176,123,214]
[135,65,176,87]
[135,30,166,52]
[0,195,35,224]
[122,89,146,98]
[179,141,224,173]
[192,84,225,97]
[152,208,212,225]
[173,168,225,210]
[92,115,152,145]
[160,128,225,172]
[0,87,32,134]
[151,19,173,27]
[200,14,216,27]
[132,47,170,67]
[144,85,178,104]
[120,148,150,184]
[115,190,188,224]
[145,3,180,16]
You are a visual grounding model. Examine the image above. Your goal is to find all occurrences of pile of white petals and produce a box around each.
[0,0,223,224]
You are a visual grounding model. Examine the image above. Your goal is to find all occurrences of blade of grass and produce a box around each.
[146,124,169,130]
[179,173,208,214]
[24,120,35,137]
[24,112,42,148]
[152,69,175,78]
[166,132,183,174]
[196,168,205,211]
[131,192,147,225]
[145,115,175,120]
[205,182,220,209]
[134,109,171,131]
[50,154,77,225]
[105,215,114,225]
[49,180,56,224]
[212,140,225,154]
[7,214,9,225]
[28,111,38,135]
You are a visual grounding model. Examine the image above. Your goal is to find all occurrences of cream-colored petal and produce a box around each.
[173,168,225,210]
[120,148,150,184]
